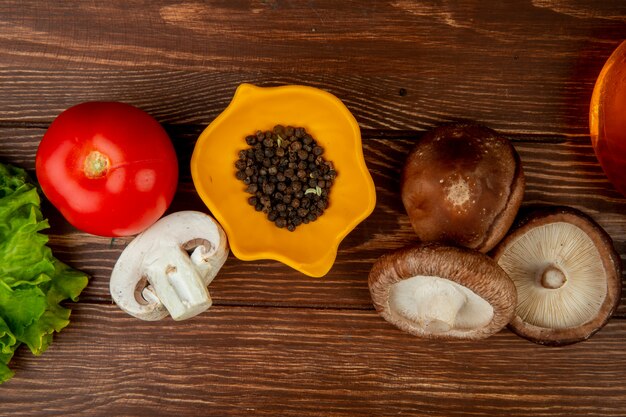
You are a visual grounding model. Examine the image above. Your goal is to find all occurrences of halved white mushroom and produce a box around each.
[110,211,229,321]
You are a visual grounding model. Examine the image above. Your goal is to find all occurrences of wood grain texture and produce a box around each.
[1,127,624,315]
[0,1,626,135]
[2,2,626,415]
[2,304,626,417]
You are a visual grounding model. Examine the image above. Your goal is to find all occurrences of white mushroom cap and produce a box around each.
[110,211,229,321]
[493,206,622,345]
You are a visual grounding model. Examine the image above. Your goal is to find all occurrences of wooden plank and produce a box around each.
[2,303,626,416]
[1,127,624,315]
[1,1,626,134]
[0,68,608,136]
[2,1,623,71]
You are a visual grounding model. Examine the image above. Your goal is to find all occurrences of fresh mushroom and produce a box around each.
[492,206,622,345]
[369,244,517,340]
[110,211,229,321]
[401,123,525,252]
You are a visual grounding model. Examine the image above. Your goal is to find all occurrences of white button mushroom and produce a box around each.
[110,211,229,321]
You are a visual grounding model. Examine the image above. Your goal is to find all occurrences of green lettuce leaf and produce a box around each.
[0,163,88,383]
[0,317,17,382]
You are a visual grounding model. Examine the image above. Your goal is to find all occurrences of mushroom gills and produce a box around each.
[389,275,494,333]
[497,222,607,329]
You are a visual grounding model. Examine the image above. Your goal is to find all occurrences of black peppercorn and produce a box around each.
[262,182,275,195]
[290,141,302,152]
[235,125,337,231]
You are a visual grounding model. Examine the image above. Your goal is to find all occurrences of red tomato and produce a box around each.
[36,102,178,237]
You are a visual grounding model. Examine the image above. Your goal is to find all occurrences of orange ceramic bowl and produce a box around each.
[191,84,376,277]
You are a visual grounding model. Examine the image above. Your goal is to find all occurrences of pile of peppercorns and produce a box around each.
[235,125,337,231]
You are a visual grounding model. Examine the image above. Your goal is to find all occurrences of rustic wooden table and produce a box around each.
[1,1,626,416]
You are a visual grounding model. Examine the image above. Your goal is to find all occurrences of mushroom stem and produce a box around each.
[189,242,220,286]
[540,265,567,289]
[143,243,212,321]
[391,277,468,333]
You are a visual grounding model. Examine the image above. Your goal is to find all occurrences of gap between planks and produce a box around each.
[0,122,572,143]
[70,299,626,320]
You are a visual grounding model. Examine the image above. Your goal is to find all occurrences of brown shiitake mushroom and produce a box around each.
[369,244,517,340]
[401,123,525,253]
[492,206,622,346]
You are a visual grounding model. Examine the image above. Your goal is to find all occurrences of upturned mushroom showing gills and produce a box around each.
[110,211,229,321]
[492,206,622,346]
[401,123,525,253]
[368,244,517,340]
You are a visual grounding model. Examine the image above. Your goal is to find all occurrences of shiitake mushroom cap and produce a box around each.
[492,206,622,346]
[401,123,525,253]
[368,244,517,340]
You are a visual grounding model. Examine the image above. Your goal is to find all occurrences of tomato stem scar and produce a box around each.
[84,150,110,178]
